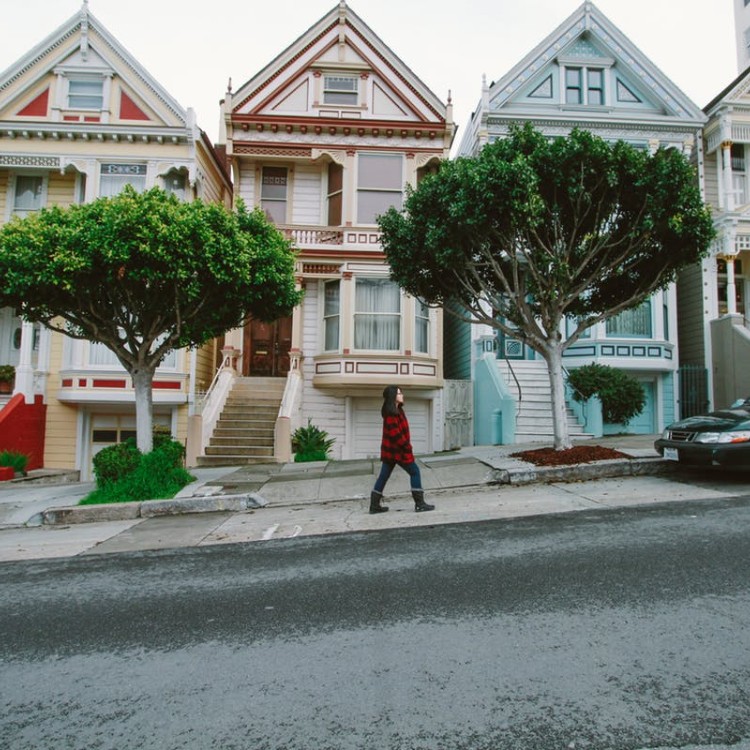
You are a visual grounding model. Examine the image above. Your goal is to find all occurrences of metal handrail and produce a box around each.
[502,354,522,426]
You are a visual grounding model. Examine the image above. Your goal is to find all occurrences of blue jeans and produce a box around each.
[373,460,422,494]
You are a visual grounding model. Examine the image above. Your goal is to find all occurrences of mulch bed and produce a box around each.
[510,445,632,467]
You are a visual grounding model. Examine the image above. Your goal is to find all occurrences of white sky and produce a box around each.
[0,0,739,150]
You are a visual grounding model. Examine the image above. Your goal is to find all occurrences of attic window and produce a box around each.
[68,78,103,110]
[564,66,605,106]
[323,75,358,106]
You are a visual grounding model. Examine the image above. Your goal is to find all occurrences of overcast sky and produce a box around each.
[0,0,739,149]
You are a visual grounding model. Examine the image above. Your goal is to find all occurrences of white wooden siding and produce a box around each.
[351,398,429,459]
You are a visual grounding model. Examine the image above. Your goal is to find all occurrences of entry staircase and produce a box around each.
[496,359,592,442]
[197,376,285,466]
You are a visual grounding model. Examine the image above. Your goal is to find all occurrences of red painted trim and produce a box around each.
[152,381,182,390]
[83,116,100,123]
[92,379,127,388]
[18,88,49,116]
[61,378,73,387]
[119,90,150,121]
[63,115,80,121]
[78,379,87,387]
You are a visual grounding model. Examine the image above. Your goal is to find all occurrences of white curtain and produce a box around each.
[355,278,400,350]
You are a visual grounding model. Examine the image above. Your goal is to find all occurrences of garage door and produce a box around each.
[351,398,430,459]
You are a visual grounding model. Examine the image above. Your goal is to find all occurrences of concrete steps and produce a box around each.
[197,377,285,466]
[497,359,592,442]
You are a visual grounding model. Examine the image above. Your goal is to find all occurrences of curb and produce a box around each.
[491,456,677,485]
[40,492,268,526]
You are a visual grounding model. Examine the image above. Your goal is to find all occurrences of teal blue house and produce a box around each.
[452,1,706,444]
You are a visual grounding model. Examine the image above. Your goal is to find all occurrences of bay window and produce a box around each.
[606,300,652,337]
[415,299,429,353]
[354,278,401,350]
[323,280,340,351]
[100,163,146,197]
[357,153,403,225]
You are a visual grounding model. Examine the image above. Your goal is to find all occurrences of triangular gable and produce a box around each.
[231,1,447,125]
[705,63,750,114]
[487,1,704,125]
[0,4,188,129]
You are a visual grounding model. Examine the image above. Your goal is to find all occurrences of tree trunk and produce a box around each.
[544,343,572,451]
[131,367,155,454]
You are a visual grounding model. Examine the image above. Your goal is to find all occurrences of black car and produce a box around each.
[655,398,750,468]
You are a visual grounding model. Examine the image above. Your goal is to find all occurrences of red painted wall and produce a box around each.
[0,395,47,470]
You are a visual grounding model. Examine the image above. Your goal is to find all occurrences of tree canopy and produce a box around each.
[379,124,715,449]
[0,186,302,452]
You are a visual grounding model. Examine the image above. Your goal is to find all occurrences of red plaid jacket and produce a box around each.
[380,408,414,464]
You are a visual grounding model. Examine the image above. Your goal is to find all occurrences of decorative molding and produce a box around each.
[0,154,60,168]
[233,144,313,157]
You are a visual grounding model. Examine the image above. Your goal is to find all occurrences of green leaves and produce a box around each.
[0,187,302,369]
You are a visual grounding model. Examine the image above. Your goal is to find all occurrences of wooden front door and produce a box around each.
[243,317,292,377]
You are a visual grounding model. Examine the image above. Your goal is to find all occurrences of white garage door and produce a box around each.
[351,398,430,459]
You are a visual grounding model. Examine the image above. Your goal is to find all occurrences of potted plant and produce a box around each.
[0,365,15,394]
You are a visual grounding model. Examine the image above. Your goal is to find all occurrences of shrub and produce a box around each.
[81,441,193,505]
[0,450,29,476]
[291,419,335,463]
[567,363,645,425]
[92,440,141,486]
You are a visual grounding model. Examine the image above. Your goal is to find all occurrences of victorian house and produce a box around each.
[214,1,454,461]
[679,55,750,411]
[454,1,706,444]
[0,3,231,477]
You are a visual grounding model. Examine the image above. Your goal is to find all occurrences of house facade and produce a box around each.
[680,68,750,411]
[219,1,454,460]
[455,0,706,442]
[0,3,231,477]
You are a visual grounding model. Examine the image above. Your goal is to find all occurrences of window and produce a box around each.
[323,75,358,106]
[354,278,400,350]
[564,66,605,106]
[164,171,188,201]
[606,300,652,337]
[415,299,429,353]
[732,144,747,205]
[68,78,103,110]
[100,163,147,197]
[89,335,176,368]
[261,166,288,224]
[13,175,44,216]
[357,153,403,225]
[323,280,340,351]
[327,163,343,226]
[717,258,746,316]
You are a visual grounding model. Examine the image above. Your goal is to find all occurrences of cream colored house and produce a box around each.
[216,1,455,460]
[0,3,231,477]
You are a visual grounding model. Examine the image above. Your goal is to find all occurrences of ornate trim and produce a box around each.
[0,154,60,168]
[233,144,313,157]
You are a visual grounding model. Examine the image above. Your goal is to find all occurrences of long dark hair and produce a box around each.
[381,385,401,418]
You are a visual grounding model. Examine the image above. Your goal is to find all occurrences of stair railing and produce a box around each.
[501,354,523,428]
[199,348,238,452]
[274,352,302,462]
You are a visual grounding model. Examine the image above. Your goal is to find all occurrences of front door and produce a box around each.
[243,317,292,377]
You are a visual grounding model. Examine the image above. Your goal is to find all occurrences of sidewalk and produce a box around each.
[0,434,713,563]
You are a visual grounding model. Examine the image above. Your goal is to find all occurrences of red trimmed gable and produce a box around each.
[119,90,150,121]
[17,88,49,117]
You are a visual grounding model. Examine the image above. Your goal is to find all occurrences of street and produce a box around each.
[2,480,750,750]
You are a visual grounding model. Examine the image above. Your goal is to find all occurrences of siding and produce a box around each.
[703,150,719,208]
[0,174,6,220]
[676,264,706,367]
[43,331,79,469]
[443,301,472,379]
[194,341,217,393]
[299,281,347,459]
[47,171,76,208]
[238,163,256,206]
[292,166,322,225]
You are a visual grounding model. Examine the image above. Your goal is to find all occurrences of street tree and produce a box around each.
[379,124,715,449]
[0,187,301,453]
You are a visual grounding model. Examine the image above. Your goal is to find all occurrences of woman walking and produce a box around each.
[369,385,435,514]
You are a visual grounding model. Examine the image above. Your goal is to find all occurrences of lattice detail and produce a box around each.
[302,263,341,274]
[0,154,61,168]
[233,144,312,157]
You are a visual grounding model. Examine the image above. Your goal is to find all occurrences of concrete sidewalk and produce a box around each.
[0,434,708,562]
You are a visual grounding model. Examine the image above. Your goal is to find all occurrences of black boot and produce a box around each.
[412,490,435,512]
[369,490,389,514]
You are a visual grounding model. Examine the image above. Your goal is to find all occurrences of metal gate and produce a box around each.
[678,365,708,419]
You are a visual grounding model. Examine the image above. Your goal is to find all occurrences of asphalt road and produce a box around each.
[1,491,750,749]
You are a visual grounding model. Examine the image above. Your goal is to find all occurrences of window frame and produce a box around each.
[10,173,47,218]
[67,77,104,111]
[260,165,289,224]
[323,75,359,107]
[323,279,341,352]
[562,65,607,106]
[415,298,430,354]
[356,152,404,226]
[605,300,653,338]
[353,277,402,352]
[99,163,147,197]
